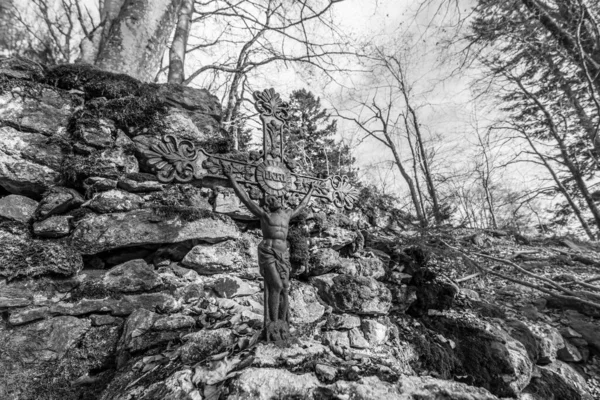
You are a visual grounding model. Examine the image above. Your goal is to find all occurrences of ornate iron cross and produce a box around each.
[143,88,358,210]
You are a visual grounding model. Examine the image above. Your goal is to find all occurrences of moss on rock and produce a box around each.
[0,230,82,280]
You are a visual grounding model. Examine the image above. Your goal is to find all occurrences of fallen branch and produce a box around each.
[585,276,600,283]
[440,241,600,311]
[470,251,600,302]
[456,272,481,283]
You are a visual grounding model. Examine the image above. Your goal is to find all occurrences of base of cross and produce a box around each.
[263,320,290,342]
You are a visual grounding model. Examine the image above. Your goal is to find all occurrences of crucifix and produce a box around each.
[143,88,358,342]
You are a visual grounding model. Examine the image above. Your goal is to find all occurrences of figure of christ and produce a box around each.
[224,168,314,342]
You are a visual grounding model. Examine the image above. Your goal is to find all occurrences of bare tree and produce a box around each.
[338,93,428,227]
[173,0,355,150]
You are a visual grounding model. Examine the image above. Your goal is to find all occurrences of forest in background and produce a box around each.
[1,0,600,239]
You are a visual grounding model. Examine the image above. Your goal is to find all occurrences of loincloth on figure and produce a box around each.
[257,243,291,281]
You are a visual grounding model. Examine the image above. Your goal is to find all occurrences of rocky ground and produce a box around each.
[0,57,599,400]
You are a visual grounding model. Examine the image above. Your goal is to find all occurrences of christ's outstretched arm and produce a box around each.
[224,166,265,218]
[291,183,315,219]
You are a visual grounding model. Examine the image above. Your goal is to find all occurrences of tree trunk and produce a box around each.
[168,0,193,84]
[406,127,427,218]
[79,0,127,64]
[522,132,596,239]
[382,131,427,226]
[408,106,442,223]
[95,0,183,82]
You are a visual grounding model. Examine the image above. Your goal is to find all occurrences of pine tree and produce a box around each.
[286,89,356,181]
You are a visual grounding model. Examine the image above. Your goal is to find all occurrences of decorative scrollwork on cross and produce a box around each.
[145,134,198,182]
[253,88,289,121]
[330,175,359,210]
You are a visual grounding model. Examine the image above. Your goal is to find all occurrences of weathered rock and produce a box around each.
[70,209,239,254]
[324,313,361,331]
[174,283,204,303]
[79,118,115,148]
[0,284,33,309]
[312,226,357,250]
[5,316,90,363]
[390,284,418,313]
[522,361,593,400]
[213,189,255,220]
[0,57,45,80]
[117,175,164,192]
[354,255,386,279]
[0,229,82,280]
[348,327,370,348]
[309,248,342,276]
[0,194,38,222]
[424,312,532,397]
[178,328,235,364]
[557,340,583,363]
[158,85,221,134]
[91,314,119,326]
[209,275,259,298]
[85,189,144,213]
[8,306,50,325]
[315,363,338,382]
[331,375,499,400]
[36,186,84,219]
[322,330,351,350]
[228,368,320,400]
[0,85,73,135]
[310,273,392,315]
[32,215,71,238]
[117,308,159,352]
[253,339,328,367]
[158,108,207,141]
[153,314,196,331]
[524,322,565,365]
[361,318,388,346]
[182,240,247,274]
[0,126,62,196]
[119,293,179,315]
[103,259,162,293]
[565,311,600,352]
[288,281,325,325]
[83,176,118,192]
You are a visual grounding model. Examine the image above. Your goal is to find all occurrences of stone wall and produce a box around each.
[0,58,595,400]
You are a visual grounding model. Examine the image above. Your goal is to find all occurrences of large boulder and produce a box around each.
[69,209,239,254]
[424,312,532,398]
[310,273,392,315]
